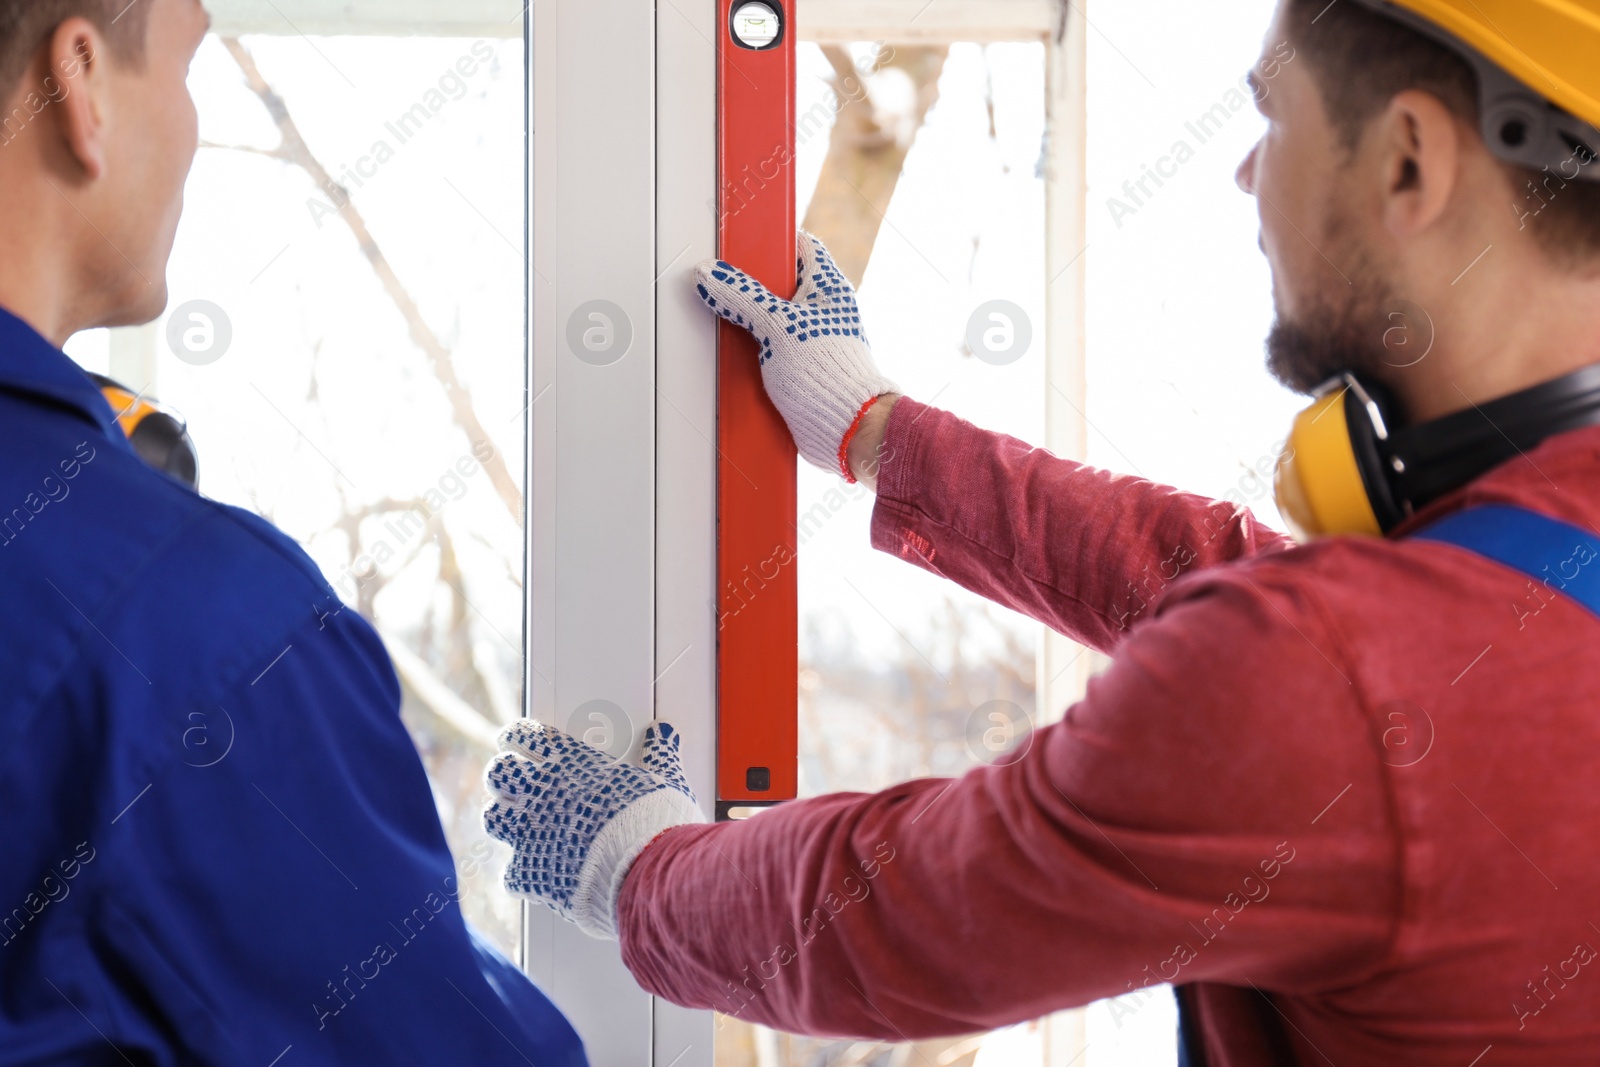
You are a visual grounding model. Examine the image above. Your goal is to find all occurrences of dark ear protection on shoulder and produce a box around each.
[90,372,200,490]
[1275,364,1600,540]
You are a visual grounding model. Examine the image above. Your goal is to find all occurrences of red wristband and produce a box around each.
[836,394,885,484]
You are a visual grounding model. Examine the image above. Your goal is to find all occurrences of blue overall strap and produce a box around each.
[1411,504,1600,620]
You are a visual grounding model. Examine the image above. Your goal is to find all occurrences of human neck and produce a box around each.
[0,134,110,348]
[1382,260,1600,426]
[0,266,83,350]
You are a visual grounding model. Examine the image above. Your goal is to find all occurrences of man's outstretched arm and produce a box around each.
[860,395,1290,651]
[612,561,1394,1039]
[695,234,1292,656]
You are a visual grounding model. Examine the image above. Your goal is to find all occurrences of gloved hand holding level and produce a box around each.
[694,231,899,480]
[483,720,706,940]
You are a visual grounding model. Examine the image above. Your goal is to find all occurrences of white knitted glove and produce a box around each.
[483,720,706,940]
[694,231,899,479]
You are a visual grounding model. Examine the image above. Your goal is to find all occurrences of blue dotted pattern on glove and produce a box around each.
[694,233,866,365]
[483,721,694,912]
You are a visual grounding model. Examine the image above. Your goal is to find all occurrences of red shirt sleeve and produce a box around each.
[617,403,1399,1040]
[869,398,1293,652]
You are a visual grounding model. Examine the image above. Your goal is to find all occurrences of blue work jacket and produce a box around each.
[0,306,585,1066]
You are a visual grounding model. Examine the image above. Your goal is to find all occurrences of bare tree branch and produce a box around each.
[199,139,291,162]
[385,636,499,749]
[801,45,950,286]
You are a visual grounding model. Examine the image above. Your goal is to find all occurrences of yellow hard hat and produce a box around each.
[1353,0,1600,178]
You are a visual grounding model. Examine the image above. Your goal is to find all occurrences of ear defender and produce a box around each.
[1275,374,1407,541]
[1277,364,1600,542]
[91,373,200,491]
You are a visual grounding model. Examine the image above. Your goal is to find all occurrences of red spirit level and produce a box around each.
[716,0,797,816]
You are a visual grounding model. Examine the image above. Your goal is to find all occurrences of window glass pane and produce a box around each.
[797,39,1046,796]
[717,38,1049,1067]
[1082,0,1282,1059]
[1085,0,1295,517]
[124,31,527,955]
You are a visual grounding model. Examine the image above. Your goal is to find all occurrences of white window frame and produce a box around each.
[187,2,1092,1064]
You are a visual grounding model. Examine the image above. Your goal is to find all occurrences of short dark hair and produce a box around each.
[0,2,151,103]
[1287,0,1600,268]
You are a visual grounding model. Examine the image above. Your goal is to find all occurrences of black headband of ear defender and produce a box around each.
[1347,362,1600,531]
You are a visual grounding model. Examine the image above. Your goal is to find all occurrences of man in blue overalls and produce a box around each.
[0,2,583,1063]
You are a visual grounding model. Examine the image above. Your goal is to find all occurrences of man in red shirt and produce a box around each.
[481,0,1600,1062]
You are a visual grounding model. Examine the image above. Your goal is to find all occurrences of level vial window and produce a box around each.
[730,1,783,50]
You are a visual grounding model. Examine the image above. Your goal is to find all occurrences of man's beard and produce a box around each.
[1264,220,1413,396]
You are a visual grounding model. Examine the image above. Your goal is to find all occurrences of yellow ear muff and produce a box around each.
[94,377,200,490]
[99,383,162,438]
[1274,387,1384,541]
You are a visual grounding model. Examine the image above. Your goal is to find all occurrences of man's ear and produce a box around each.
[1374,88,1463,239]
[49,18,109,181]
